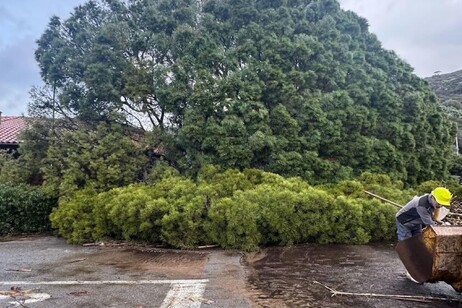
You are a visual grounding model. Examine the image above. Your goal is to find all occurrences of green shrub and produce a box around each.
[0,151,28,185]
[157,177,209,248]
[161,194,209,248]
[146,160,180,183]
[334,180,365,197]
[0,184,56,234]
[357,172,415,207]
[50,188,100,243]
[42,124,148,197]
[294,188,335,243]
[105,185,162,242]
[236,185,300,246]
[415,180,441,196]
[91,189,121,240]
[315,196,366,244]
[360,199,397,241]
[444,179,462,204]
[50,169,412,249]
[206,197,261,250]
[200,168,254,198]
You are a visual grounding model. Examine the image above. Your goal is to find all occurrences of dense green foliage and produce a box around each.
[14,0,460,248]
[51,168,405,250]
[32,0,455,185]
[40,123,148,197]
[0,151,29,185]
[17,118,54,184]
[0,184,57,235]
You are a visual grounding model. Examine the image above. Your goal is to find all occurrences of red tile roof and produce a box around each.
[0,116,27,144]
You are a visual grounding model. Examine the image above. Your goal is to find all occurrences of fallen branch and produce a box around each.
[0,288,34,296]
[67,258,87,264]
[197,245,218,249]
[5,268,32,272]
[364,190,403,208]
[82,242,103,247]
[188,296,215,304]
[69,290,90,296]
[313,281,461,303]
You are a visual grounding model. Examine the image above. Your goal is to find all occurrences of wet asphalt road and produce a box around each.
[1,236,462,307]
[0,236,250,307]
[247,243,462,308]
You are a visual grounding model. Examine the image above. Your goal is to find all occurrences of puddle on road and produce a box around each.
[245,243,462,308]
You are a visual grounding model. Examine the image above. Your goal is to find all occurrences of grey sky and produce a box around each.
[1,0,462,116]
[339,0,462,76]
[0,0,85,116]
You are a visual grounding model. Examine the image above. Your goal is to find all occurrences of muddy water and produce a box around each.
[245,243,462,308]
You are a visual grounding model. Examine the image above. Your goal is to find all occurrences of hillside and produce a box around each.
[425,70,462,106]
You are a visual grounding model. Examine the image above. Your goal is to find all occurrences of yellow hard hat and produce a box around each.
[431,187,452,206]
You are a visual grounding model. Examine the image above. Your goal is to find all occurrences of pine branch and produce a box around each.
[313,281,461,303]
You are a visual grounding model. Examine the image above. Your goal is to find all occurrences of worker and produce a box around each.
[396,187,452,284]
[395,187,452,241]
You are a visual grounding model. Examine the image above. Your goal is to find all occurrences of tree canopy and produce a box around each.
[33,0,456,185]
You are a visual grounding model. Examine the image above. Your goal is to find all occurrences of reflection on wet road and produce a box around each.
[245,243,462,308]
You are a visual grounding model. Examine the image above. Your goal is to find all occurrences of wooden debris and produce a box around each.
[5,268,32,272]
[82,242,104,247]
[67,258,87,263]
[188,296,215,304]
[69,290,90,296]
[313,281,462,303]
[197,245,219,249]
[364,190,403,208]
[0,289,51,305]
[0,288,34,296]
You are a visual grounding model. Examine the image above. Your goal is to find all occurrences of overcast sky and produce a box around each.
[1,0,462,116]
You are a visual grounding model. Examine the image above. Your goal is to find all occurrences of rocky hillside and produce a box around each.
[425,70,462,106]
[426,70,462,170]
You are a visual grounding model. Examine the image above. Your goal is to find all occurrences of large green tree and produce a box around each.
[33,0,455,184]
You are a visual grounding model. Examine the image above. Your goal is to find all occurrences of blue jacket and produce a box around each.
[395,194,435,229]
